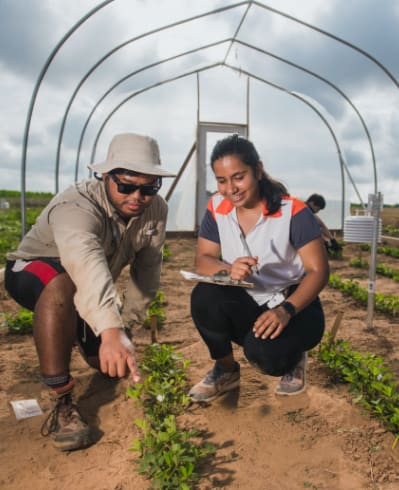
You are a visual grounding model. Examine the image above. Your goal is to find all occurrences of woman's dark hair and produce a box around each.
[210,134,288,215]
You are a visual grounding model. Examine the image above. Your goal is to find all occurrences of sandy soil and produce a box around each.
[1,238,399,490]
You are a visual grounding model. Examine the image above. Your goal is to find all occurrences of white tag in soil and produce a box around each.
[10,399,43,420]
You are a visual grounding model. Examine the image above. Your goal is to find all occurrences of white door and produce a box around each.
[196,122,248,228]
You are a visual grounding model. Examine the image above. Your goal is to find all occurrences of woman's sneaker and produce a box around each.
[275,352,307,396]
[189,362,240,402]
[41,392,91,451]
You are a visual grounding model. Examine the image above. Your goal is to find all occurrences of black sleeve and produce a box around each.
[290,206,322,249]
[198,209,220,244]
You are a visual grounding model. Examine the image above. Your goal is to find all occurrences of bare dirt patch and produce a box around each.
[1,238,399,490]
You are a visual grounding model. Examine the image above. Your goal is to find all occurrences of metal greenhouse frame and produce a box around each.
[20,1,398,235]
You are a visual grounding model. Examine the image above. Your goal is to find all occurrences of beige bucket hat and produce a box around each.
[88,133,176,177]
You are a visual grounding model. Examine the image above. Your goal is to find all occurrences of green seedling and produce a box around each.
[318,335,399,446]
[144,290,167,329]
[131,415,215,490]
[127,343,190,421]
[2,308,33,335]
[162,243,172,262]
[127,343,216,489]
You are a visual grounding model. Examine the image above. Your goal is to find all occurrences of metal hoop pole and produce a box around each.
[20,0,114,235]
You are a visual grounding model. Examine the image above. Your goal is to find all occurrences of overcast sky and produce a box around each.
[1,0,398,227]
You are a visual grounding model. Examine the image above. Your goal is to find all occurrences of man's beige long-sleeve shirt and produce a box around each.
[7,179,168,335]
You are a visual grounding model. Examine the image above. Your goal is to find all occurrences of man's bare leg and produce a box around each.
[34,273,90,451]
[33,272,77,379]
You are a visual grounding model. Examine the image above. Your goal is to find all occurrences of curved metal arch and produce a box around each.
[233,39,377,193]
[22,0,398,232]
[20,0,115,234]
[87,61,364,229]
[54,0,398,194]
[89,62,223,163]
[225,63,366,226]
[73,38,234,182]
[54,1,249,192]
[253,1,399,89]
[72,35,377,193]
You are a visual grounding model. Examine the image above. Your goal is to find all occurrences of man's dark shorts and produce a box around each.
[5,258,101,367]
[5,258,65,311]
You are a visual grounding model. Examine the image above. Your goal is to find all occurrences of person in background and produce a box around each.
[5,133,175,451]
[189,134,329,402]
[305,194,341,254]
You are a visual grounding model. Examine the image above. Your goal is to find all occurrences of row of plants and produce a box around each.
[359,243,399,259]
[0,207,43,265]
[383,224,399,237]
[2,291,168,335]
[126,343,215,489]
[0,190,53,199]
[317,335,399,447]
[0,191,54,266]
[328,274,399,317]
[0,202,171,268]
[349,257,399,282]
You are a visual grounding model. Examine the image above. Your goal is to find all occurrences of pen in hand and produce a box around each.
[239,233,260,275]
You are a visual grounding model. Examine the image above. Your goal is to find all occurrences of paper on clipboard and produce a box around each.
[180,270,254,288]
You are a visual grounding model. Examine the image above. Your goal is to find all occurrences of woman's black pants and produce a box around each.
[191,282,325,377]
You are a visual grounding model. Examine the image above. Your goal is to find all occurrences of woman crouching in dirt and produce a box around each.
[189,134,329,401]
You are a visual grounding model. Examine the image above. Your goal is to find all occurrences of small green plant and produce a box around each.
[162,242,172,262]
[1,308,33,335]
[144,290,167,329]
[349,256,367,268]
[326,239,344,260]
[127,343,190,421]
[127,343,215,489]
[131,415,214,489]
[383,224,399,237]
[318,336,399,445]
[303,482,319,489]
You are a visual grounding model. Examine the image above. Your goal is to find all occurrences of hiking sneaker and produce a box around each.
[189,362,240,402]
[275,352,307,396]
[41,393,91,451]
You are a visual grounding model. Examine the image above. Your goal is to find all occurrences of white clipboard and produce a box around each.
[180,270,254,288]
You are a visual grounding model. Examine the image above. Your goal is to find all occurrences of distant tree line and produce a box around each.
[351,202,399,209]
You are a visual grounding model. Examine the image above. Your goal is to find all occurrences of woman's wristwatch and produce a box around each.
[279,300,296,318]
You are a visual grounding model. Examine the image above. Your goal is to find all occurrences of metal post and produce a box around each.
[366,192,383,329]
[20,0,115,235]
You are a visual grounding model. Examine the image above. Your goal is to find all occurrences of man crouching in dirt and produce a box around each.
[4,133,175,451]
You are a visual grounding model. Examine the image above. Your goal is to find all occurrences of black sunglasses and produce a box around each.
[109,173,162,196]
